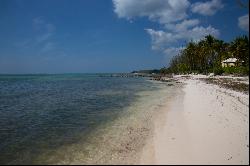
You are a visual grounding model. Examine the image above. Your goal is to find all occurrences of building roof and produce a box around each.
[222,58,238,63]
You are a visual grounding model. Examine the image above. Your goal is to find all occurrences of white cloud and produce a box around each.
[113,0,190,24]
[238,14,249,32]
[113,0,221,58]
[164,47,184,57]
[191,0,224,16]
[180,25,220,41]
[145,28,178,50]
[146,25,220,51]
[165,19,200,32]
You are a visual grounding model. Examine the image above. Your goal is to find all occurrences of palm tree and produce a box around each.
[230,36,249,66]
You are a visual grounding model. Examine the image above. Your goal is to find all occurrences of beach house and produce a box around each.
[221,58,244,67]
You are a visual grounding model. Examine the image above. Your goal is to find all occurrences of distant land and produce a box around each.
[131,69,161,74]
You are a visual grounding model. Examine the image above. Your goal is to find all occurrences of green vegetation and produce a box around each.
[160,35,249,76]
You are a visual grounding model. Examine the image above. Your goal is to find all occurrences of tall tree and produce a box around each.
[230,36,249,66]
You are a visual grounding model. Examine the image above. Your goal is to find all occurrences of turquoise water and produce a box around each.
[0,74,174,164]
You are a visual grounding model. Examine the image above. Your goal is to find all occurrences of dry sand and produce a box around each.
[140,77,249,165]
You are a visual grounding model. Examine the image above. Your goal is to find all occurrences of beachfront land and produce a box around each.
[133,34,249,164]
[160,35,249,77]
[0,0,249,164]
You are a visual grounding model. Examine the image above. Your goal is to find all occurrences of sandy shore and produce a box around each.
[140,77,249,165]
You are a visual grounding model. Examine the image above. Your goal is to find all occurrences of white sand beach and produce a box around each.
[140,76,249,165]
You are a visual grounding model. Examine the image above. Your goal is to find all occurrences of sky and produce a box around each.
[0,0,249,74]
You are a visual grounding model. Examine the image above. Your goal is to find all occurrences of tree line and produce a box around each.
[160,35,249,76]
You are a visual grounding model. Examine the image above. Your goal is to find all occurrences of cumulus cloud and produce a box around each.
[238,14,249,32]
[191,0,224,16]
[165,19,200,32]
[146,25,220,51]
[113,0,190,24]
[180,25,220,41]
[145,28,178,50]
[113,0,221,58]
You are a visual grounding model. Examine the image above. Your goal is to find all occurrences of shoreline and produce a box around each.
[1,75,248,164]
[37,79,179,165]
[140,76,249,165]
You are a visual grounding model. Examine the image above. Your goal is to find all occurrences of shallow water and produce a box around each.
[0,74,176,164]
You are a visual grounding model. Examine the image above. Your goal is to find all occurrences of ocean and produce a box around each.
[0,74,177,164]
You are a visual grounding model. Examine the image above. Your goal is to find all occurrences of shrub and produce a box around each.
[234,66,249,76]
[213,67,224,75]
[223,66,249,75]
[223,67,235,74]
[177,63,189,74]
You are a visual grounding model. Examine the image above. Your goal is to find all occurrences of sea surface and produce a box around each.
[0,74,177,164]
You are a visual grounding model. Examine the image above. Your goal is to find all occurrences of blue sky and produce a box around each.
[0,0,249,74]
